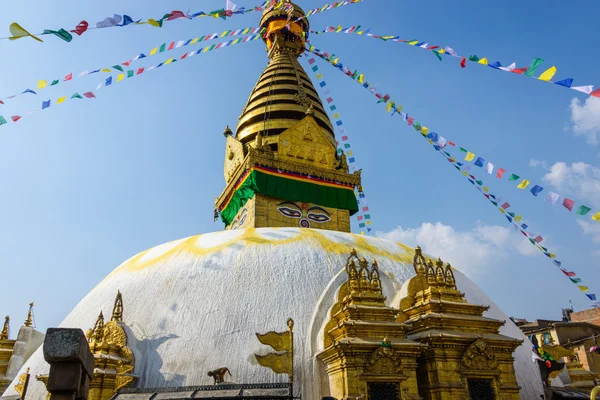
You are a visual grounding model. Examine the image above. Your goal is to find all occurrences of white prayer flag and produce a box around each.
[572,85,594,94]
[486,162,494,174]
[545,191,559,204]
[176,40,185,48]
[499,62,516,72]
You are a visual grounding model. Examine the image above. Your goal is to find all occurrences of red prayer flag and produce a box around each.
[534,235,543,243]
[460,57,466,68]
[0,100,4,105]
[122,61,131,66]
[83,92,95,98]
[326,97,333,103]
[71,20,88,36]
[11,115,21,122]
[181,53,188,59]
[449,141,455,146]
[496,168,506,179]
[168,42,175,50]
[563,198,575,211]
[408,117,414,126]
[561,269,576,277]
[590,88,600,98]
[167,10,186,20]
[427,45,440,50]
[501,202,510,210]
[136,68,144,75]
[362,206,369,212]
[64,73,72,81]
[357,215,364,221]
[308,58,315,64]
[341,135,348,140]
[511,67,528,74]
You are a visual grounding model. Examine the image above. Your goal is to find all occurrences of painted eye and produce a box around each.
[238,213,247,227]
[307,213,331,223]
[278,207,302,218]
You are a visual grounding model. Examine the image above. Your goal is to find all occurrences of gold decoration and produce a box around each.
[111,290,123,322]
[256,330,292,352]
[14,368,30,399]
[24,302,34,327]
[365,339,402,375]
[0,316,8,340]
[255,318,294,382]
[255,352,292,375]
[462,338,498,371]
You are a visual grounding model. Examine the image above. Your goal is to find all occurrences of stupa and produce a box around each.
[3,1,545,399]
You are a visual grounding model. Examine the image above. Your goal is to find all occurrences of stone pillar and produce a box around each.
[43,328,94,400]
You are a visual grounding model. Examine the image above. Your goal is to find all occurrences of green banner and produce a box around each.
[220,170,358,226]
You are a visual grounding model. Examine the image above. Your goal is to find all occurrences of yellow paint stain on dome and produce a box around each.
[107,228,414,277]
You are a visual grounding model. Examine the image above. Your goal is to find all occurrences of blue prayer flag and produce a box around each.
[184,39,192,46]
[474,157,485,167]
[530,185,544,196]
[348,157,355,163]
[587,294,597,301]
[521,223,528,230]
[22,89,36,95]
[336,120,343,126]
[506,215,512,222]
[89,69,100,74]
[427,132,439,142]
[42,100,50,109]
[105,76,112,86]
[554,78,573,88]
[553,260,561,267]
[488,61,502,69]
[319,81,326,87]
[117,15,135,26]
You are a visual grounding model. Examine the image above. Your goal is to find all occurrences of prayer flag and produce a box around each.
[545,191,559,204]
[136,68,144,75]
[593,212,600,222]
[11,116,21,122]
[486,162,494,174]
[561,269,576,277]
[127,70,134,78]
[530,185,544,196]
[555,78,573,88]
[474,157,485,167]
[517,179,530,189]
[96,14,122,28]
[117,73,125,82]
[460,57,466,68]
[37,80,47,89]
[538,66,556,81]
[9,22,43,42]
[83,92,95,98]
[591,88,600,98]
[57,96,66,104]
[71,20,88,36]
[587,294,597,301]
[501,202,510,209]
[523,58,544,76]
[105,76,112,86]
[478,57,488,65]
[576,205,591,215]
[572,85,593,94]
[101,68,111,73]
[579,286,589,293]
[42,100,50,109]
[508,174,519,181]
[563,198,574,211]
[570,277,582,284]
[534,235,543,243]
[42,28,73,42]
[496,168,506,179]
[112,65,124,72]
[0,116,6,125]
[465,152,475,161]
[71,92,83,99]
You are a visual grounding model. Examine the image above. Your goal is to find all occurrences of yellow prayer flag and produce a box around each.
[517,179,530,189]
[165,58,174,65]
[220,31,229,38]
[203,47,210,53]
[190,38,199,44]
[57,96,66,104]
[149,47,158,55]
[336,25,342,32]
[37,80,47,89]
[332,58,340,65]
[333,113,340,119]
[101,68,111,73]
[465,152,475,161]
[408,40,418,45]
[358,74,364,83]
[478,57,488,65]
[515,215,522,222]
[347,150,353,156]
[255,352,292,375]
[483,186,489,192]
[316,73,323,79]
[578,285,589,293]
[499,208,505,214]
[592,212,600,222]
[117,73,125,82]
[549,254,555,259]
[366,221,372,225]
[386,102,393,112]
[360,231,365,235]
[255,331,291,351]
[538,66,556,81]
[438,49,446,54]
[421,127,428,136]
[461,171,468,176]
[146,18,161,27]
[9,22,43,42]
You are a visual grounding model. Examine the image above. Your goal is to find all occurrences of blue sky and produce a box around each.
[1,0,600,333]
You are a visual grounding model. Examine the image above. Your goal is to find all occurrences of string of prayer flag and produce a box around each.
[308,45,598,305]
[0,35,261,127]
[311,26,600,100]
[306,45,598,225]
[306,56,373,234]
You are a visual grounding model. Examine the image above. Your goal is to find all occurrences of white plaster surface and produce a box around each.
[3,228,543,399]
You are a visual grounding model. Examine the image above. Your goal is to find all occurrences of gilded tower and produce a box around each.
[215,0,362,232]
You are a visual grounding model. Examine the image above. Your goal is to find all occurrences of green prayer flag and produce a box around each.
[541,246,547,252]
[0,116,7,125]
[432,50,442,61]
[159,43,166,52]
[476,180,483,185]
[529,238,536,244]
[576,205,592,215]
[42,28,73,42]
[198,35,206,41]
[508,212,515,217]
[459,147,467,152]
[491,201,498,206]
[523,57,544,77]
[468,55,480,62]
[71,92,83,99]
[454,165,460,170]
[127,70,134,78]
[209,44,216,50]
[50,80,59,86]
[570,277,582,284]
[508,174,520,181]
[112,65,124,72]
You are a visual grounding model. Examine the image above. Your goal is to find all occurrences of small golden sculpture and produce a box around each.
[207,368,232,385]
[1,316,9,340]
[24,302,34,327]
[14,367,30,399]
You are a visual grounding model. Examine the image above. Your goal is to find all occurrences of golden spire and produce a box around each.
[91,312,105,343]
[24,302,34,327]
[1,316,9,340]
[235,0,334,147]
[111,290,124,322]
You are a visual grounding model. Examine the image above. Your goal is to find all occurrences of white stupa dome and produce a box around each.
[4,228,543,399]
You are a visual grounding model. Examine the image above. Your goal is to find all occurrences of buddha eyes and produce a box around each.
[307,213,331,223]
[277,207,302,218]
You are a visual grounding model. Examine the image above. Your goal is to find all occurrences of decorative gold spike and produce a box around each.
[445,263,456,288]
[111,291,124,322]
[14,367,30,399]
[91,312,105,343]
[24,302,34,327]
[370,260,382,292]
[1,315,9,340]
[413,246,426,275]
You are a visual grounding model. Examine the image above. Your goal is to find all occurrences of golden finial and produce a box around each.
[92,312,105,343]
[24,302,34,327]
[14,367,30,398]
[1,316,9,340]
[111,290,124,322]
[223,125,233,137]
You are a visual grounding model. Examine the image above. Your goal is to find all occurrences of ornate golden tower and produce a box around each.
[215,0,361,232]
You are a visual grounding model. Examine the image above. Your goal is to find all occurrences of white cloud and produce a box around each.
[577,220,600,243]
[542,162,600,208]
[569,97,600,145]
[529,159,549,169]
[377,222,537,278]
